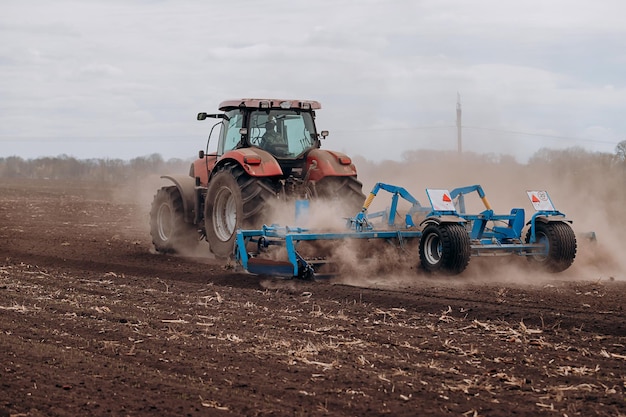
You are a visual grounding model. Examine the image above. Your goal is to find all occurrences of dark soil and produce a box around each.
[0,178,624,416]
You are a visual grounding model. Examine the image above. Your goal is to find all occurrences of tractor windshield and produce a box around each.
[249,110,317,158]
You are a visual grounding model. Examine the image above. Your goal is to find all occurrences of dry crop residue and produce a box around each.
[0,178,624,416]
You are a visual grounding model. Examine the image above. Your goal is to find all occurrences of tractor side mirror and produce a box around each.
[198,150,205,159]
[320,130,329,138]
[197,112,207,121]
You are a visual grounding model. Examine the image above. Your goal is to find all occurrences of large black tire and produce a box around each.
[315,176,366,216]
[205,165,275,258]
[149,186,197,254]
[419,223,471,275]
[525,221,577,272]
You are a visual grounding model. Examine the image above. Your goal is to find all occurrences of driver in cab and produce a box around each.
[261,118,284,151]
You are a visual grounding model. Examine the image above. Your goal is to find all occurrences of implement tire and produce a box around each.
[419,223,471,275]
[150,186,197,254]
[205,165,275,259]
[525,221,577,273]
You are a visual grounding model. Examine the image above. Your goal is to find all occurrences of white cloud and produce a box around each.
[0,0,624,161]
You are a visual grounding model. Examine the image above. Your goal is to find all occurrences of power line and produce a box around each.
[0,135,198,142]
[462,126,618,145]
[332,126,455,133]
[336,125,619,146]
[0,125,619,146]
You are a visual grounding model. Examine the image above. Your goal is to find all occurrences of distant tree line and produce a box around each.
[0,153,191,181]
[0,142,624,182]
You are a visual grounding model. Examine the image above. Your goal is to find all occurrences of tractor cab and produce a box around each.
[217,100,324,159]
[194,99,340,187]
[212,99,326,179]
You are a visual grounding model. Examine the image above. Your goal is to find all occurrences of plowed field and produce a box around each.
[0,179,624,416]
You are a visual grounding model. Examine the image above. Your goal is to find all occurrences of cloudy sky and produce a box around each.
[1,0,625,162]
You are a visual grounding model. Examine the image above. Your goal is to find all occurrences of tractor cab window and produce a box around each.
[218,110,244,155]
[249,110,317,158]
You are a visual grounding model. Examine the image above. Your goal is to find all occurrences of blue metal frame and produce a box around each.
[236,225,425,277]
[448,185,567,244]
[234,183,570,278]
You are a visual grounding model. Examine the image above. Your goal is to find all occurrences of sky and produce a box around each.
[1,0,625,163]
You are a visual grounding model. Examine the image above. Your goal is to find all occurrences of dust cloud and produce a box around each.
[113,148,624,285]
[113,173,164,237]
[113,174,214,258]
[340,149,625,285]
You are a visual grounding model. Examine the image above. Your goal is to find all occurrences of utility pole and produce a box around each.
[456,93,462,153]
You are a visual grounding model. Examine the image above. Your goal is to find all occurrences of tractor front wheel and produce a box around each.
[525,221,577,272]
[149,186,197,254]
[419,223,470,275]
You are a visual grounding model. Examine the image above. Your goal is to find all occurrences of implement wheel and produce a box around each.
[149,186,197,254]
[525,221,577,272]
[419,223,470,275]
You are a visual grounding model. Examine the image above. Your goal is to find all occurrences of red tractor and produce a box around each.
[150,98,366,258]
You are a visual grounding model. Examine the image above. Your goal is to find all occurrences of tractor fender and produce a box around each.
[190,153,218,187]
[420,215,466,227]
[214,148,283,178]
[527,215,572,225]
[306,149,358,182]
[160,175,197,223]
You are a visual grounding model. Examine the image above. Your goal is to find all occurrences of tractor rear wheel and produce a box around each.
[315,176,366,216]
[419,223,471,275]
[150,186,197,254]
[525,221,577,272]
[205,165,275,258]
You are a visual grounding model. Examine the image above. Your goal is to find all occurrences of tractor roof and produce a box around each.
[218,99,322,112]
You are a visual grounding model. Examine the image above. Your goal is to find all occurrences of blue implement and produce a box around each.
[234,183,577,278]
